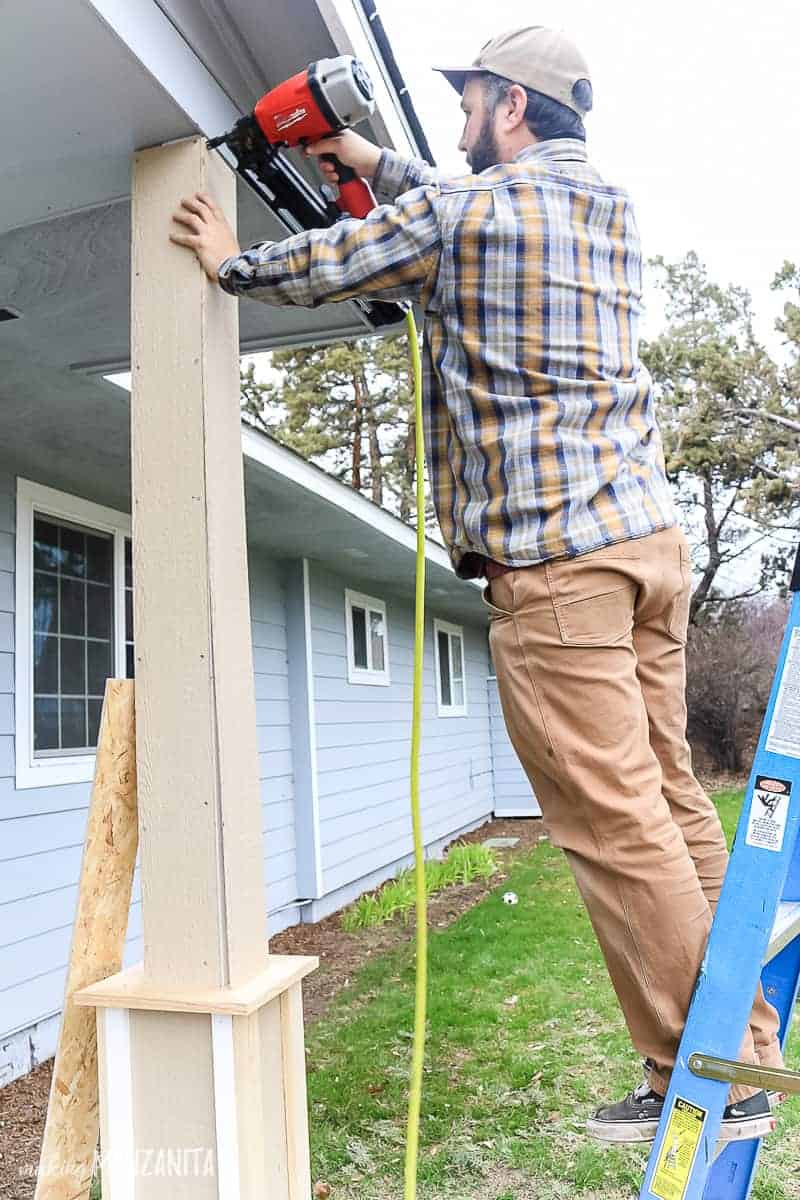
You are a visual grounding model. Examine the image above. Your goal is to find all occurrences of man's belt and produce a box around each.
[483,558,518,580]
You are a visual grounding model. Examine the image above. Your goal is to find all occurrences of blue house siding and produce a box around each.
[0,469,124,1081]
[1,459,503,1086]
[488,677,541,818]
[308,563,494,911]
[249,554,299,925]
[0,472,300,1084]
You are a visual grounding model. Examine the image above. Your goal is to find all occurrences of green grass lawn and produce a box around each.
[306,791,800,1200]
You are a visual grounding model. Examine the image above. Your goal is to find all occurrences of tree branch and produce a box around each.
[716,483,743,539]
[701,588,763,604]
[690,472,723,622]
[718,529,775,563]
[733,408,800,435]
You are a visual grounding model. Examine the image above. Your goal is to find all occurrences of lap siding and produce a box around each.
[1,515,298,1062]
[309,563,493,896]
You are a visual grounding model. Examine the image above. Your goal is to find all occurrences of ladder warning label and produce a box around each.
[746,775,791,852]
[651,1097,706,1200]
[766,627,800,758]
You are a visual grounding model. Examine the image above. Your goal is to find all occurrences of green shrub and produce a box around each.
[341,842,498,931]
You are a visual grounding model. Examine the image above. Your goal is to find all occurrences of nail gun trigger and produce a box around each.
[319,184,343,221]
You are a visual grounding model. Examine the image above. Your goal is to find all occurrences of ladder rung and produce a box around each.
[765,900,800,964]
[689,1053,800,1094]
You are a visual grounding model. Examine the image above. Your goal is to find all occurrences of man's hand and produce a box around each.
[170,192,241,283]
[304,130,382,188]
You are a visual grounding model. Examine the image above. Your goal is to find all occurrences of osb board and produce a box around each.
[35,681,137,1200]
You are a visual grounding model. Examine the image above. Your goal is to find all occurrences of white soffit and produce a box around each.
[85,0,242,157]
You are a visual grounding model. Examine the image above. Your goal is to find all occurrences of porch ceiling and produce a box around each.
[0,0,414,494]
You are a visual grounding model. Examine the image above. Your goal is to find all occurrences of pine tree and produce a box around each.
[241,332,438,529]
[641,252,800,620]
[772,261,800,408]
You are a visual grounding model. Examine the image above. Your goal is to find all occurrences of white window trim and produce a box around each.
[344,589,390,687]
[434,618,468,718]
[15,478,131,789]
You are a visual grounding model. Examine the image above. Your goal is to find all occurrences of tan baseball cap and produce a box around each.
[434,25,592,116]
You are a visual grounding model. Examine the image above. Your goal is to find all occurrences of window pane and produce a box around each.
[33,571,57,634]
[61,638,86,695]
[88,698,103,747]
[31,513,130,758]
[60,526,86,579]
[61,698,86,749]
[451,635,463,682]
[352,606,368,669]
[87,583,111,639]
[86,533,112,583]
[60,578,85,637]
[438,631,452,706]
[34,698,59,750]
[34,519,60,571]
[125,538,132,589]
[453,678,464,708]
[34,634,58,693]
[370,610,385,672]
[125,588,133,642]
[87,640,112,695]
[126,643,135,680]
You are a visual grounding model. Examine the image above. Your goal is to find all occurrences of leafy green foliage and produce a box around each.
[341,844,498,931]
[642,253,800,620]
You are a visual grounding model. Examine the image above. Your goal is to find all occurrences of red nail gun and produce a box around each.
[208,55,403,329]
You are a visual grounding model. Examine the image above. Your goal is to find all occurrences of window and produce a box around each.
[434,619,467,716]
[16,480,133,788]
[344,590,390,685]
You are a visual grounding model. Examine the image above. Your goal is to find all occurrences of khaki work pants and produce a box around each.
[484,525,783,1102]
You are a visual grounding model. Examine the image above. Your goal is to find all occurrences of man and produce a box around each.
[172,25,783,1144]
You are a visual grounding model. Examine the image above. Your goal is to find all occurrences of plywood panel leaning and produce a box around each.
[34,679,137,1200]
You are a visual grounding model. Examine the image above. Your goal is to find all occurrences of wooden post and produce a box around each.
[35,680,137,1200]
[130,136,265,990]
[74,137,317,1200]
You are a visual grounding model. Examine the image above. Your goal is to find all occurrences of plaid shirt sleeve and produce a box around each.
[372,148,436,203]
[217,183,441,308]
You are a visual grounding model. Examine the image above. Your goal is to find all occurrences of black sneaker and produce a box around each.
[588,1084,776,1144]
[718,1090,776,1144]
[586,1081,665,1143]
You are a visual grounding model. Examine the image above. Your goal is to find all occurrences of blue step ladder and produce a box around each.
[639,552,800,1199]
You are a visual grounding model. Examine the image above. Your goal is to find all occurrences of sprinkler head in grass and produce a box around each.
[502,891,519,905]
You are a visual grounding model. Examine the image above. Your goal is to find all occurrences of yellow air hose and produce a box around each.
[403,307,427,1200]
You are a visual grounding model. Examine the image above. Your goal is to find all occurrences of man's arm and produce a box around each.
[371,149,437,205]
[304,130,436,205]
[213,184,441,308]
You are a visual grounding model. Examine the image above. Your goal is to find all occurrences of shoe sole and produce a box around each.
[717,1113,777,1143]
[586,1116,661,1143]
[586,1113,777,1146]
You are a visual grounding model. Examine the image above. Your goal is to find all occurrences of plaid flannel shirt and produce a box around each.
[219,139,676,578]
